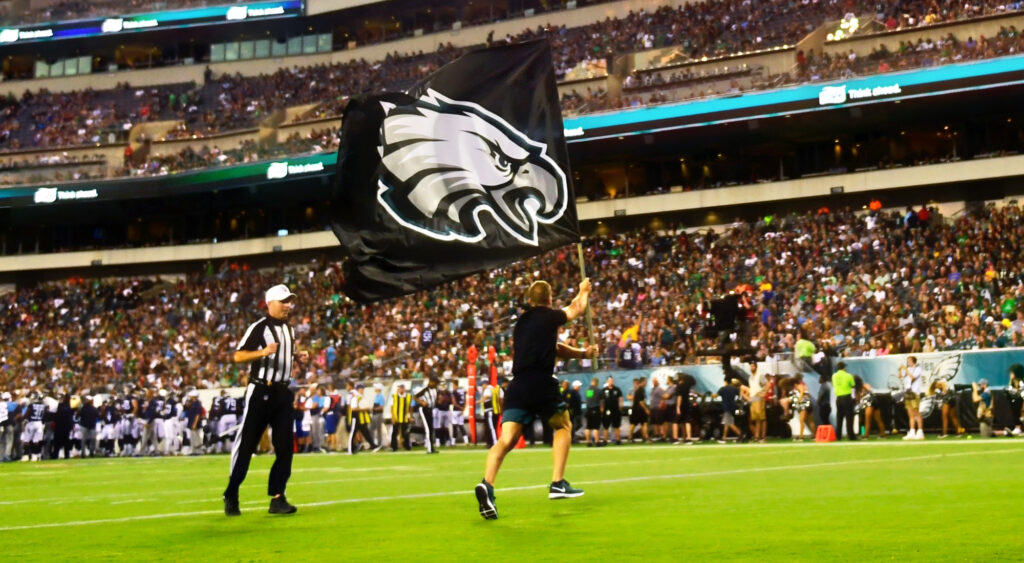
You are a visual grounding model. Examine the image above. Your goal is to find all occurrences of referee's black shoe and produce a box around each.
[475,480,498,520]
[223,495,241,517]
[269,495,297,515]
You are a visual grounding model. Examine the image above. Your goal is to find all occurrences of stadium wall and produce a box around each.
[575,155,1024,221]
[558,349,1022,399]
[0,231,339,272]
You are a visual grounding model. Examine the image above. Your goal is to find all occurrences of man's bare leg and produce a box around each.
[484,422,523,485]
[552,425,571,482]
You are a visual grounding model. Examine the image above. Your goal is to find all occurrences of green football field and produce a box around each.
[3,439,1022,561]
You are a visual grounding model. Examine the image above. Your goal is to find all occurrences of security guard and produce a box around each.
[390,383,413,451]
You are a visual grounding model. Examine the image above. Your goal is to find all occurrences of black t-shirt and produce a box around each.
[634,387,647,406]
[718,385,739,411]
[601,386,623,412]
[511,306,568,384]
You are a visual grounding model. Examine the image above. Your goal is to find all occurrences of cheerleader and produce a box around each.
[1008,364,1024,436]
[929,379,964,438]
[854,376,887,438]
[790,379,815,440]
[777,376,799,420]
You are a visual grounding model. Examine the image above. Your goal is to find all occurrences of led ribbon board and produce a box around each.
[0,1,303,44]
[0,152,335,208]
[563,54,1024,142]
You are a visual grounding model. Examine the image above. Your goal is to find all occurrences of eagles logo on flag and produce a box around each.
[376,89,569,246]
[330,40,579,303]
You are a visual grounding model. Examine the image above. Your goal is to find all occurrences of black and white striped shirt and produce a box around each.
[237,316,295,384]
[415,386,437,409]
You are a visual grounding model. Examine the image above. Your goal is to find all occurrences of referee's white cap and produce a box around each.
[265,284,296,303]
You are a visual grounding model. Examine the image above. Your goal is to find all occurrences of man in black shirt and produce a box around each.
[77,395,100,458]
[52,393,75,460]
[184,391,204,456]
[600,377,624,445]
[475,279,596,520]
[628,377,650,443]
[562,380,583,443]
[716,379,742,444]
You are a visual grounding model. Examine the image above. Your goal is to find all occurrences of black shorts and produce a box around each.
[650,408,663,425]
[602,410,622,429]
[663,407,678,424]
[585,407,602,429]
[678,402,692,423]
[629,408,648,425]
[502,380,566,426]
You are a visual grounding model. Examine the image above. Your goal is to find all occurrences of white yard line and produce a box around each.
[1,446,1020,532]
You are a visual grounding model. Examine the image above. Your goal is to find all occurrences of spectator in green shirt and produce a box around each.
[795,331,829,378]
[832,362,856,441]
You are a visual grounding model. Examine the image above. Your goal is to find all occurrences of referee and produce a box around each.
[415,377,439,454]
[223,284,308,516]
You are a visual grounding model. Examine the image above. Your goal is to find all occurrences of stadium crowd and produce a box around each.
[3,200,1023,404]
[3,0,1023,154]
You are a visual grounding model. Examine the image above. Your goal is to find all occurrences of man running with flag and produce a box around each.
[475,278,597,520]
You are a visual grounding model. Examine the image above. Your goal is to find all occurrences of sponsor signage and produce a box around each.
[0,153,334,209]
[265,160,325,180]
[0,27,53,42]
[818,83,902,105]
[33,187,99,203]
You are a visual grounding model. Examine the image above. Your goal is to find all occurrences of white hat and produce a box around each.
[1,392,10,400]
[265,284,296,303]
[158,389,168,398]
[373,383,383,390]
[572,380,582,388]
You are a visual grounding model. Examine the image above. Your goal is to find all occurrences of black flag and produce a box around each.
[330,40,578,303]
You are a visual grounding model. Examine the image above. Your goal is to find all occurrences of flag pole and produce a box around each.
[576,242,597,370]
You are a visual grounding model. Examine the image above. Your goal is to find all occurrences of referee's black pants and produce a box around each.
[418,407,435,452]
[224,382,294,499]
[347,418,376,454]
[835,395,856,441]
[483,409,499,448]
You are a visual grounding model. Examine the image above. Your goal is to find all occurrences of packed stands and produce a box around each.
[4,201,1022,397]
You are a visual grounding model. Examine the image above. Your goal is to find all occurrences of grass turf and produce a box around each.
[2,439,1022,561]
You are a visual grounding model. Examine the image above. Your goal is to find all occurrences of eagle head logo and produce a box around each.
[376,88,568,246]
